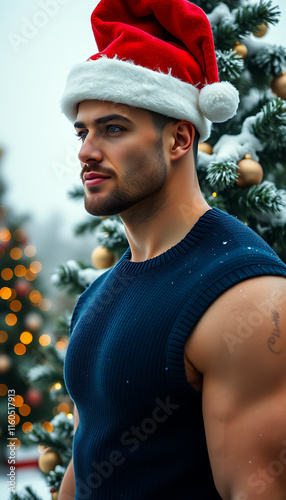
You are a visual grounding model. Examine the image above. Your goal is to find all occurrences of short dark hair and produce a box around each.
[149,110,199,167]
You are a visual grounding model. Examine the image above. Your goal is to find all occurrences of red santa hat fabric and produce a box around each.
[61,0,239,141]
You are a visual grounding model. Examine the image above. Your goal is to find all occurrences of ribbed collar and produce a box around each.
[114,207,222,276]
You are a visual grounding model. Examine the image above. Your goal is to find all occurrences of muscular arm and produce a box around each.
[58,404,79,500]
[185,276,286,499]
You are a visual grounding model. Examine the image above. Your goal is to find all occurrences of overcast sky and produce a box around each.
[0,0,285,265]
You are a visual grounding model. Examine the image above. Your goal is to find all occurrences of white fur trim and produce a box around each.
[60,57,211,141]
[199,81,239,123]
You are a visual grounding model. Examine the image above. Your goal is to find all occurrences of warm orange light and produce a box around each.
[57,403,70,414]
[12,395,24,407]
[6,313,17,326]
[39,334,51,346]
[42,421,54,433]
[24,245,36,257]
[19,404,31,416]
[9,289,17,301]
[0,331,8,343]
[9,438,21,449]
[55,341,67,351]
[39,298,51,311]
[29,291,42,304]
[20,331,33,345]
[0,228,11,242]
[10,300,22,312]
[13,229,26,242]
[14,343,26,355]
[67,413,73,419]
[25,270,37,282]
[10,248,23,260]
[14,265,26,278]
[0,384,8,396]
[30,261,42,273]
[22,422,33,433]
[0,287,12,300]
[54,383,62,390]
[1,268,13,280]
[8,413,20,425]
[212,192,217,197]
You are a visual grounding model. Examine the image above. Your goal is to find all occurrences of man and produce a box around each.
[59,0,286,498]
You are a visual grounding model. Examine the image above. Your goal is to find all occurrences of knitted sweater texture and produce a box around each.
[64,207,286,499]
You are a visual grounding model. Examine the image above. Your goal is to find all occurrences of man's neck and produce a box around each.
[120,181,210,263]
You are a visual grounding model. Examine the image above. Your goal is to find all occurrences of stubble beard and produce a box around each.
[84,137,168,220]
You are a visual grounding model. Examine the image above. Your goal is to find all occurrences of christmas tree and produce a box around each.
[0,150,56,462]
[13,0,286,498]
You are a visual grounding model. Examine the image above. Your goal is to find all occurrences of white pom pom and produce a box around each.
[199,81,239,123]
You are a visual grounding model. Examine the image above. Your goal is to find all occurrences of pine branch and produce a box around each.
[251,98,286,150]
[206,161,239,191]
[216,49,244,82]
[252,45,286,77]
[47,465,66,490]
[96,218,128,252]
[238,181,286,214]
[52,261,87,295]
[74,216,102,235]
[234,0,280,33]
[10,488,43,500]
[213,0,280,50]
[68,186,84,199]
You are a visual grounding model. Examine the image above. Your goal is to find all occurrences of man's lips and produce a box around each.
[83,172,111,187]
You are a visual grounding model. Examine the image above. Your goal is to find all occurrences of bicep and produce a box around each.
[199,277,286,499]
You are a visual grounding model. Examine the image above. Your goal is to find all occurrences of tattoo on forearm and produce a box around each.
[267,310,282,354]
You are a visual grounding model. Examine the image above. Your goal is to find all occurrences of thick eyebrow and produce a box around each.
[74,114,133,129]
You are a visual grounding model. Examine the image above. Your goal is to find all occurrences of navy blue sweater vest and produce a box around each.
[64,208,286,499]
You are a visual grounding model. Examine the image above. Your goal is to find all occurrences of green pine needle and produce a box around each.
[216,49,244,81]
[252,98,286,149]
[206,161,239,191]
[238,181,286,214]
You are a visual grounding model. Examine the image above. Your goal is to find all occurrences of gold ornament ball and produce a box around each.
[0,354,11,373]
[253,23,268,37]
[91,246,115,269]
[198,142,213,155]
[51,492,58,500]
[236,155,263,188]
[38,450,62,474]
[233,42,248,60]
[270,73,286,100]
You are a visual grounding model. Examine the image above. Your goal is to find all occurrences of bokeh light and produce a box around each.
[12,395,24,407]
[10,300,22,312]
[0,228,11,242]
[14,265,26,278]
[6,313,17,326]
[22,422,33,433]
[1,268,13,280]
[0,287,12,300]
[0,331,8,343]
[20,331,33,345]
[24,245,36,257]
[39,334,51,347]
[19,404,31,416]
[10,247,23,260]
[14,343,26,355]
[0,384,8,396]
[42,421,54,433]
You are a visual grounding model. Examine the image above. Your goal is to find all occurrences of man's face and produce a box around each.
[75,100,168,218]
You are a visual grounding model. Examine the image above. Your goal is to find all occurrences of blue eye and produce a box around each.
[75,132,87,142]
[107,125,122,133]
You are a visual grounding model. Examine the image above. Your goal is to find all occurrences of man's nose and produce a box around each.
[78,136,103,165]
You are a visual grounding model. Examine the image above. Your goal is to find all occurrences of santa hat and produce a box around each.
[60,0,239,141]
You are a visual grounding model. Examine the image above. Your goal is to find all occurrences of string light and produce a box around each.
[20,331,33,345]
[10,300,22,312]
[22,422,33,433]
[0,228,11,242]
[12,395,24,407]
[0,287,12,300]
[42,422,54,433]
[14,343,26,355]
[6,313,17,326]
[67,413,73,419]
[1,268,13,280]
[24,245,36,257]
[0,384,8,396]
[10,248,22,260]
[14,265,26,278]
[39,334,51,346]
[0,331,8,343]
[212,192,217,198]
[19,404,31,416]
[54,383,62,391]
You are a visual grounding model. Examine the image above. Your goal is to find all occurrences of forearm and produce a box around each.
[58,458,76,500]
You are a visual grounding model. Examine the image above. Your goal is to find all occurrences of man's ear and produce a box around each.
[170,122,195,161]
